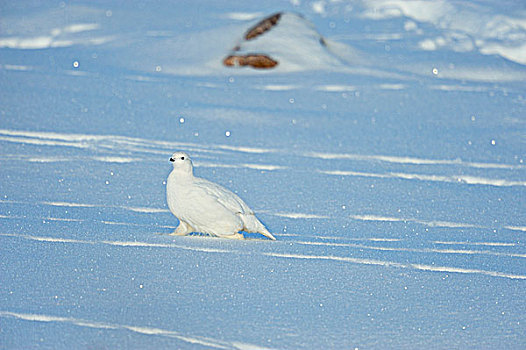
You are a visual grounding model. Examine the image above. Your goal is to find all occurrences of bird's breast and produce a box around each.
[166,172,194,214]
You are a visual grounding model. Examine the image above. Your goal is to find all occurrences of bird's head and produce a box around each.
[169,151,193,174]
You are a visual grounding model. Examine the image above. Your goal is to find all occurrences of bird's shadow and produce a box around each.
[154,231,274,241]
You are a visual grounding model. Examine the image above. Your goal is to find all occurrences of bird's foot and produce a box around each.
[169,221,193,236]
[168,230,189,236]
[223,233,245,240]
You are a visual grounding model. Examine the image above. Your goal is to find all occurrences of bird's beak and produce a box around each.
[169,157,175,162]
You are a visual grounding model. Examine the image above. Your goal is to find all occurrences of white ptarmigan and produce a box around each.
[166,151,276,240]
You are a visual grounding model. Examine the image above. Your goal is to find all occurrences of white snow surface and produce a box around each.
[1,0,525,349]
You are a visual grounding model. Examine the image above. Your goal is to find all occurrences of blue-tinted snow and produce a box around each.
[1,0,525,349]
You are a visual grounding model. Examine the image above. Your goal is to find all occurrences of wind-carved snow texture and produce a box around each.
[308,0,526,66]
[1,0,525,349]
[361,0,526,65]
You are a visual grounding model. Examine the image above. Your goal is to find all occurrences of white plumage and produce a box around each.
[166,151,276,240]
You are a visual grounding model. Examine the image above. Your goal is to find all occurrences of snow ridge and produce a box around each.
[2,233,524,280]
[0,311,271,350]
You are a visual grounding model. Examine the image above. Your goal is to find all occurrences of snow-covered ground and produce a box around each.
[1,1,525,348]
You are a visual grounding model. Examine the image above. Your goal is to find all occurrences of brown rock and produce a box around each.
[244,13,282,41]
[223,54,279,69]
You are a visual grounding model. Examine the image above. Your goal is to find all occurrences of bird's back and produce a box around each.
[193,177,253,215]
[194,177,275,239]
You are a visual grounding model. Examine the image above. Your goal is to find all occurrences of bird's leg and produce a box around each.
[223,233,245,240]
[170,221,192,236]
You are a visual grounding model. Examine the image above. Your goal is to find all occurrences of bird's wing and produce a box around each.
[193,178,253,215]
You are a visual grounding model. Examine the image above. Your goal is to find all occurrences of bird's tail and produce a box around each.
[242,214,276,240]
[258,225,277,240]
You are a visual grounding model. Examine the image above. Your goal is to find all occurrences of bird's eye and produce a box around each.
[180,156,185,160]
